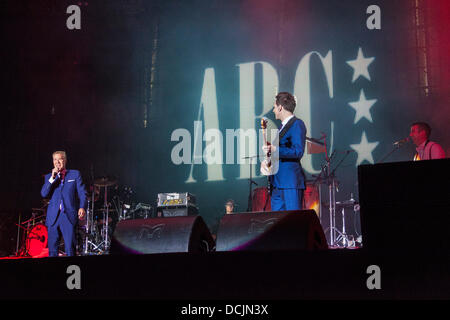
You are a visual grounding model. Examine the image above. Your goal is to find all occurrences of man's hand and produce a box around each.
[260,159,272,176]
[51,167,59,179]
[262,144,276,154]
[78,208,86,220]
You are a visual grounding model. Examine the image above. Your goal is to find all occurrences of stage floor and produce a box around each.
[1,248,449,300]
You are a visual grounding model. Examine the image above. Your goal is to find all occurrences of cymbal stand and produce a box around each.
[14,220,29,256]
[329,151,353,247]
[112,195,122,220]
[82,164,99,255]
[82,197,99,255]
[335,205,348,247]
[313,149,337,247]
[327,158,337,247]
[14,212,21,256]
[334,196,356,248]
[242,155,259,212]
[98,186,110,253]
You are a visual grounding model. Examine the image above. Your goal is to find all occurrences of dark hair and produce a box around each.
[225,199,234,206]
[275,92,296,113]
[411,122,431,138]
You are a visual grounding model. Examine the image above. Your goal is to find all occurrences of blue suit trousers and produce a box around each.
[47,210,77,257]
[271,188,304,211]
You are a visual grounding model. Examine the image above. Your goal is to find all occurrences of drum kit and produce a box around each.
[79,176,119,255]
[15,176,151,257]
[15,207,49,257]
[309,150,361,248]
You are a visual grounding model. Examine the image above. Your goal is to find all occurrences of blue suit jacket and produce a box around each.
[41,169,87,226]
[271,117,307,189]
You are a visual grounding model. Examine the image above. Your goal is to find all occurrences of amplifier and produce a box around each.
[157,192,196,207]
[158,206,199,217]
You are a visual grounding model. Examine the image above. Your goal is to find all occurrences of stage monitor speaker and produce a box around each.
[358,159,450,253]
[215,210,328,251]
[110,215,215,254]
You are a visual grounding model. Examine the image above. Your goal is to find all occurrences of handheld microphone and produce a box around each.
[52,167,61,179]
[393,137,410,146]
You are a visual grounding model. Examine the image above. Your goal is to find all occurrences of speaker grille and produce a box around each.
[216,210,328,251]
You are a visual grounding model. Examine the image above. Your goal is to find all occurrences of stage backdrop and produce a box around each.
[1,0,449,250]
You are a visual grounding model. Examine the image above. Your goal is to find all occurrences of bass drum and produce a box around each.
[251,187,271,212]
[26,224,49,258]
[304,182,320,216]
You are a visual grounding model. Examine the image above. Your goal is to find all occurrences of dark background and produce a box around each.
[1,0,449,256]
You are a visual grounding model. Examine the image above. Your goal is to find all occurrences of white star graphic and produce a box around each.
[348,89,377,124]
[346,47,375,82]
[350,131,379,166]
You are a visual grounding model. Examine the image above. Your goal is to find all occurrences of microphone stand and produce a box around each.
[377,143,405,164]
[242,156,259,212]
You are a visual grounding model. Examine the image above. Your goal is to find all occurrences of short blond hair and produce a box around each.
[52,151,67,160]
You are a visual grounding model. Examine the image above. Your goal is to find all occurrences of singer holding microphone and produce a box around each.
[41,151,87,257]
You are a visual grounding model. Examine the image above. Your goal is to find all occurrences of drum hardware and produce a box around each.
[119,203,132,221]
[14,212,21,257]
[14,221,31,257]
[79,165,101,255]
[352,202,362,247]
[94,177,117,254]
[97,208,117,212]
[334,195,357,248]
[329,150,356,248]
[119,203,149,220]
[241,155,259,212]
[312,140,355,247]
[133,203,152,219]
[313,148,338,247]
[79,176,118,255]
[80,198,103,255]
[93,176,118,187]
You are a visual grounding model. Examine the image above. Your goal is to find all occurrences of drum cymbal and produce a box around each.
[87,192,99,201]
[97,208,117,212]
[336,199,358,205]
[93,177,117,187]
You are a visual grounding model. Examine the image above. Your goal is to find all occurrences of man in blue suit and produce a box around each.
[262,92,306,211]
[41,151,87,257]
